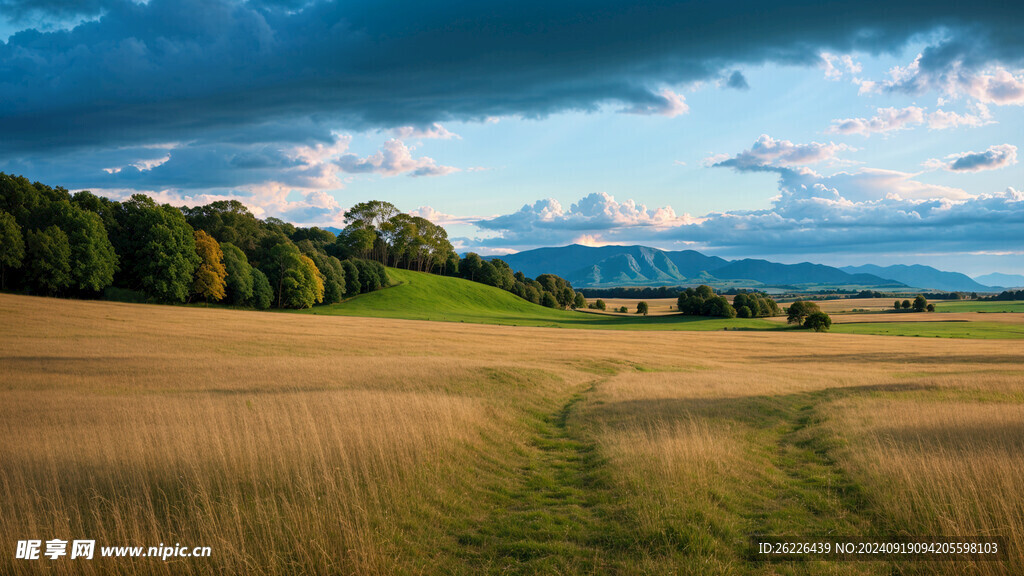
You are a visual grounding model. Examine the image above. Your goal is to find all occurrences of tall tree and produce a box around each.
[250,268,273,309]
[0,210,24,289]
[50,201,117,293]
[341,259,361,296]
[220,242,254,306]
[113,195,200,302]
[25,225,71,295]
[192,230,227,302]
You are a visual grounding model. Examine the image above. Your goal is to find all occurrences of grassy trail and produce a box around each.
[454,378,643,573]
[454,369,894,575]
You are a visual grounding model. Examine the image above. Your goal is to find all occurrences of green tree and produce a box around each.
[113,195,200,302]
[250,269,273,309]
[736,305,752,318]
[354,258,382,292]
[893,300,901,310]
[264,242,324,308]
[45,201,118,293]
[637,301,649,316]
[804,311,832,332]
[192,230,227,302]
[559,286,575,308]
[787,300,820,324]
[902,299,911,310]
[332,226,376,260]
[0,210,24,289]
[541,292,559,308]
[573,292,586,310]
[912,294,928,312]
[459,253,484,282]
[181,200,265,255]
[926,303,935,312]
[298,241,346,304]
[341,259,361,296]
[221,242,254,306]
[702,296,736,318]
[595,299,606,311]
[25,225,72,294]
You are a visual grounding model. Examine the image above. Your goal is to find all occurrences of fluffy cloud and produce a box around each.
[926,144,1019,172]
[827,104,994,136]
[872,51,1024,106]
[336,139,458,177]
[473,192,702,245]
[821,52,863,80]
[470,184,1022,256]
[827,106,925,136]
[461,136,1020,254]
[711,134,852,169]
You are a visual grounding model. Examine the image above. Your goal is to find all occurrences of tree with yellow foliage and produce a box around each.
[192,229,227,302]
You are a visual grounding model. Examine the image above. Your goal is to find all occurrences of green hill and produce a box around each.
[299,268,779,331]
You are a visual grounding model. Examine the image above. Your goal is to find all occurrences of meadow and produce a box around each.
[300,269,1024,339]
[2,292,1023,575]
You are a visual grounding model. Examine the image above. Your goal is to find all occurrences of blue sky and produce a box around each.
[1,1,1022,275]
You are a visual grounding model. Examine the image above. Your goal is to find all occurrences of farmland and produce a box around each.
[2,292,1024,575]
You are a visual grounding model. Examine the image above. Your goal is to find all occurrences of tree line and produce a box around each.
[0,173,388,309]
[676,285,781,319]
[982,289,1024,301]
[0,175,584,312]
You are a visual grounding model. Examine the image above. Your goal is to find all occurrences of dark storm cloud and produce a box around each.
[2,0,1024,153]
[0,0,105,20]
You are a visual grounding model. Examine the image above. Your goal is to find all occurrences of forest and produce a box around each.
[0,173,579,311]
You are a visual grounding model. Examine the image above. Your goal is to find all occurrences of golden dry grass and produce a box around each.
[2,293,1023,575]
[591,298,678,315]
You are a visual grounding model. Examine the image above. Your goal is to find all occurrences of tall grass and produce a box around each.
[2,293,1023,574]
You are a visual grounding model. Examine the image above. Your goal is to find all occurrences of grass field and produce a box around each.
[2,293,1024,575]
[299,269,1024,339]
[935,301,1024,313]
[301,268,780,331]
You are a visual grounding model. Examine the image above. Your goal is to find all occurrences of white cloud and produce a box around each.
[827,106,925,136]
[925,144,1018,173]
[870,53,1024,106]
[821,52,862,80]
[828,104,994,136]
[710,134,853,169]
[336,138,459,177]
[391,123,461,140]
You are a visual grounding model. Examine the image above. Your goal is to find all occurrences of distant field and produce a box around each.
[810,297,911,313]
[587,297,677,315]
[301,269,780,331]
[936,300,1024,313]
[301,270,1024,339]
[3,293,1023,575]
[831,321,1024,339]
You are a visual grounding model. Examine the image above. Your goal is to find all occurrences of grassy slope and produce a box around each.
[301,267,781,331]
[298,268,1024,338]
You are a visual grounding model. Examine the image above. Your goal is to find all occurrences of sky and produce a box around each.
[1,0,1023,276]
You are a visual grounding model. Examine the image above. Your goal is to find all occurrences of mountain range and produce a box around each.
[973,272,1024,289]
[840,264,991,293]
[494,245,903,290]
[492,244,1010,292]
